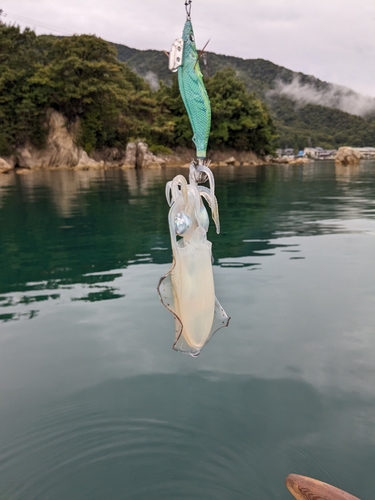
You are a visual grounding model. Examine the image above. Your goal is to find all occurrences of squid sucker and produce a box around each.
[158,1,229,356]
[158,165,230,356]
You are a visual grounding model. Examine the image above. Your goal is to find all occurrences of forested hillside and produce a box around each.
[270,96,375,150]
[0,21,275,157]
[2,18,373,158]
[114,43,375,149]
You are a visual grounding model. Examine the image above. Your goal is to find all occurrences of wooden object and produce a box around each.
[285,474,360,500]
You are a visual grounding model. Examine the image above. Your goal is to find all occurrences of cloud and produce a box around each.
[143,71,159,91]
[272,77,375,117]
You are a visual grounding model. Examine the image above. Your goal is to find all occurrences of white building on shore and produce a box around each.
[352,147,375,159]
[303,147,336,159]
[277,146,375,160]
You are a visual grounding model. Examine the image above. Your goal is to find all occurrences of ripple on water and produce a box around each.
[0,396,250,500]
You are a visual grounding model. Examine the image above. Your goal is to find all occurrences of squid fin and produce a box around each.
[208,297,230,342]
[157,271,176,315]
[158,271,186,354]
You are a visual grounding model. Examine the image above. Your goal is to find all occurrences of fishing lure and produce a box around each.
[158,0,229,356]
[167,1,211,161]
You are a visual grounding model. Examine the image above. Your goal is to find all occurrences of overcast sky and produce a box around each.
[2,0,375,97]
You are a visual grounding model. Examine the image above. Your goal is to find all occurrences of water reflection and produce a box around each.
[1,162,375,316]
[0,272,125,321]
[335,163,361,183]
[0,373,373,500]
[1,162,375,499]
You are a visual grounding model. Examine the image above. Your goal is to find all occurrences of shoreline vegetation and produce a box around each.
[0,20,371,174]
[0,21,276,173]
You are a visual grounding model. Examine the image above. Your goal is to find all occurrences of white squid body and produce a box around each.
[158,164,230,356]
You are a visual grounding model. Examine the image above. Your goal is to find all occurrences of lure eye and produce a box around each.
[190,34,195,42]
[175,212,191,235]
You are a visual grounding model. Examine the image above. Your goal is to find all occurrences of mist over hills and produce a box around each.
[272,77,375,118]
[114,42,375,149]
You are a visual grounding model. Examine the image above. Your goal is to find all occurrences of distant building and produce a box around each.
[353,147,375,159]
[303,147,336,159]
[303,147,319,159]
[276,148,295,158]
[317,150,336,159]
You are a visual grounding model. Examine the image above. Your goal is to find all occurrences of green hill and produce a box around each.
[114,43,375,150]
[0,23,275,157]
[1,17,373,158]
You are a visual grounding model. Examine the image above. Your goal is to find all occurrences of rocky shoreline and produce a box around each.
[0,110,366,175]
[0,110,269,174]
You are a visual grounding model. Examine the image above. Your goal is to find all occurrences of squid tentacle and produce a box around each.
[170,175,188,206]
[165,181,173,206]
[198,186,220,234]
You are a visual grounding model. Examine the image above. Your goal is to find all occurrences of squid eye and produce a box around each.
[175,212,191,235]
[190,34,195,42]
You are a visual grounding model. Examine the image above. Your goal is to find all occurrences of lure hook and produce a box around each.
[185,0,192,19]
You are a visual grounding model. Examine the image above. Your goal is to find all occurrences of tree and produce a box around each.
[154,68,277,155]
[0,20,49,153]
[0,23,277,156]
[206,67,277,154]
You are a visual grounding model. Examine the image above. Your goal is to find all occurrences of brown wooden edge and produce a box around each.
[285,473,360,500]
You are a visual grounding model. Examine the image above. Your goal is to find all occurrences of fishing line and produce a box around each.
[2,10,74,36]
[185,0,192,19]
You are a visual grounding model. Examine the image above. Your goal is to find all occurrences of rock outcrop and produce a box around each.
[335,147,361,166]
[288,157,311,165]
[86,141,164,169]
[121,142,137,169]
[136,142,165,169]
[14,109,103,170]
[0,158,13,173]
[208,149,264,167]
[1,112,269,170]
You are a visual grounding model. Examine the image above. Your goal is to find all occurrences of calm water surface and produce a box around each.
[0,161,375,499]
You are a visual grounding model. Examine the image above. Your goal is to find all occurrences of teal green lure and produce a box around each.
[178,20,211,159]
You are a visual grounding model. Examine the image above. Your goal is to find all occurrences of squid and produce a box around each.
[158,163,230,356]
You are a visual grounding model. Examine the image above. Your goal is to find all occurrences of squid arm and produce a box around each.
[198,186,220,234]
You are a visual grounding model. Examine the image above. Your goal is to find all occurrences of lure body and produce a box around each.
[177,20,211,159]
